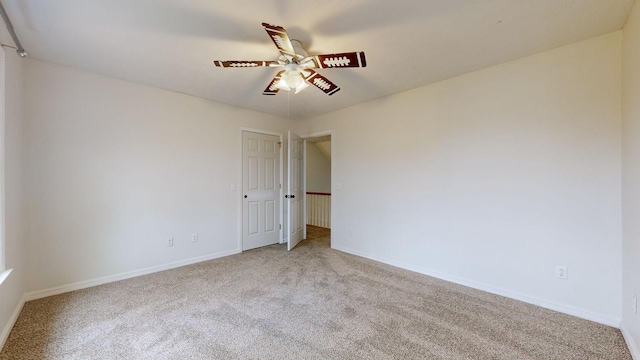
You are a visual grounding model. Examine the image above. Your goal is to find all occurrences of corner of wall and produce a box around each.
[621,323,640,360]
[0,32,27,351]
[622,0,640,357]
[0,294,26,350]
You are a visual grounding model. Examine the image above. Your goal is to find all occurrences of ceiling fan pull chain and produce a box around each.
[288,89,290,117]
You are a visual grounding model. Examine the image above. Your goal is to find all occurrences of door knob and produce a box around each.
[244,195,248,198]
[291,195,295,199]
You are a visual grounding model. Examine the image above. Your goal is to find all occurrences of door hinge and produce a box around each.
[279,224,282,230]
[278,142,282,148]
[279,183,282,189]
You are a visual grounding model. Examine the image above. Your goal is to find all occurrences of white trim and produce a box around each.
[300,130,335,239]
[279,132,284,244]
[301,130,338,240]
[333,244,621,327]
[0,268,11,286]
[330,132,335,239]
[237,129,242,250]
[301,130,335,239]
[239,127,283,137]
[0,293,25,351]
[302,138,307,240]
[239,128,285,250]
[25,248,240,301]
[0,46,5,272]
[301,130,333,139]
[621,324,640,360]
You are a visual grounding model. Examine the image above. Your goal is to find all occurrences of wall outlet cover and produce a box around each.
[556,266,568,280]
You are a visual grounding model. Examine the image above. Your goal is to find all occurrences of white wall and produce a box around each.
[306,142,331,193]
[622,0,640,356]
[302,32,623,324]
[22,60,295,293]
[0,32,26,346]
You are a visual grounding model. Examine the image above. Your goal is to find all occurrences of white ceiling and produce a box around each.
[2,0,635,120]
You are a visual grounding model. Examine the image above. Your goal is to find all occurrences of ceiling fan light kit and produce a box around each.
[214,23,366,96]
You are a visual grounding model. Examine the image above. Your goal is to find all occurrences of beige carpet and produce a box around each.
[1,228,631,359]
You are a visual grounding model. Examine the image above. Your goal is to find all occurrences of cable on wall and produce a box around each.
[0,0,27,58]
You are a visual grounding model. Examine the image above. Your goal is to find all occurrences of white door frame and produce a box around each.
[301,130,334,245]
[238,128,285,252]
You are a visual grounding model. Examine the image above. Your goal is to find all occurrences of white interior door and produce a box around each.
[287,131,304,251]
[242,131,280,251]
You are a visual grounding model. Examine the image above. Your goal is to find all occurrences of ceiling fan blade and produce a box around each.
[262,23,297,58]
[214,60,278,68]
[263,70,286,95]
[309,52,367,69]
[302,70,340,96]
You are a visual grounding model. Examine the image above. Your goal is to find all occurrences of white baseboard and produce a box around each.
[333,245,621,328]
[0,293,26,351]
[25,249,240,301]
[621,324,640,360]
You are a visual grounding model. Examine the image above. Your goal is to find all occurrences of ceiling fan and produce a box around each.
[214,23,367,96]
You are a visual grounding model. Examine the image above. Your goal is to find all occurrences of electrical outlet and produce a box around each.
[167,237,174,247]
[556,266,568,280]
[192,233,198,243]
[633,294,637,315]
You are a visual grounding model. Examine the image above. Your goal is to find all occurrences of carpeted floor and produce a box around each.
[0,227,631,359]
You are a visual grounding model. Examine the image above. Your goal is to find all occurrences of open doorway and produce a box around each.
[304,134,331,246]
